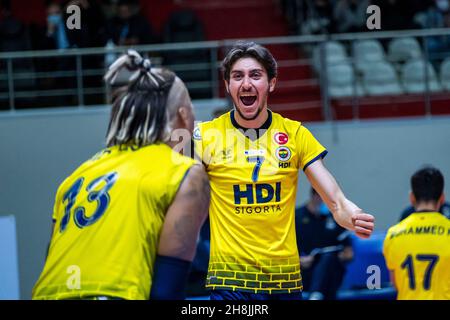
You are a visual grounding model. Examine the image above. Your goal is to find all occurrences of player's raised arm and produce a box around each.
[304,159,375,239]
[151,164,210,299]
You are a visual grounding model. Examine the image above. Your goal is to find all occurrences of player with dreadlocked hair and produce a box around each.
[104,49,194,147]
[33,50,210,300]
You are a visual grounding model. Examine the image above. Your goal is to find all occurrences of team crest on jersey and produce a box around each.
[193,126,201,140]
[276,146,291,161]
[274,132,289,145]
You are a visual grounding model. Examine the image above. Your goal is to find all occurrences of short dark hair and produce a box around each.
[411,166,444,203]
[221,41,277,82]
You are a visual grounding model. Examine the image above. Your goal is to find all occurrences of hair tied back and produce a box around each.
[127,49,152,72]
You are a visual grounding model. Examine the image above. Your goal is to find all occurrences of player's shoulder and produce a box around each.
[271,111,302,127]
[56,148,111,191]
[431,211,450,226]
[391,216,412,230]
[385,222,401,237]
[168,145,197,166]
[385,216,414,241]
[55,159,90,198]
[270,111,307,136]
[68,148,106,179]
[140,143,196,167]
[195,111,231,142]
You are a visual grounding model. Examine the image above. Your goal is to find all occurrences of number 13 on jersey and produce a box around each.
[60,172,118,232]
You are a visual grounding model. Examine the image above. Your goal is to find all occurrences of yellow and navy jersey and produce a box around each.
[383,212,450,300]
[194,110,327,293]
[32,143,195,300]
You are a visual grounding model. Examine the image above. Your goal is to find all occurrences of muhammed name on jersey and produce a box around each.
[388,224,450,238]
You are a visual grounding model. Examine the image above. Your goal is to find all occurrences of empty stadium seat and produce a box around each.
[401,59,442,93]
[312,41,348,73]
[362,61,403,95]
[327,62,365,98]
[387,37,422,63]
[352,39,386,74]
[439,57,450,91]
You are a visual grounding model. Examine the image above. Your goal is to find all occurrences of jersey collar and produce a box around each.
[230,109,272,141]
[412,210,442,214]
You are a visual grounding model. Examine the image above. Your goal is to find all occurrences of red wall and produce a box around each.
[9,0,47,25]
[139,0,179,35]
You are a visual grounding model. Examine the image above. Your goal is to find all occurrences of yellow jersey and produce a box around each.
[32,143,195,300]
[195,110,327,293]
[383,212,450,300]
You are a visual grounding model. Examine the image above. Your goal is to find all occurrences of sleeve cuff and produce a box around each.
[303,150,328,171]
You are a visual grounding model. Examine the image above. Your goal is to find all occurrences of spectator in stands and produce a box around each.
[414,0,450,61]
[0,0,32,52]
[30,1,106,106]
[106,0,156,46]
[31,2,71,105]
[333,0,369,33]
[301,0,336,35]
[295,187,354,300]
[371,0,420,30]
[44,1,70,50]
[31,1,104,50]
[44,0,105,49]
[0,0,34,109]
[279,0,303,34]
[162,9,210,99]
[65,0,107,48]
[414,0,444,29]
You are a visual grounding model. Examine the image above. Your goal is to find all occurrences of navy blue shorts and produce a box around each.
[210,290,302,301]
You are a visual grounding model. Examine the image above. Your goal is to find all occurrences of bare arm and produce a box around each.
[157,164,210,261]
[304,159,375,238]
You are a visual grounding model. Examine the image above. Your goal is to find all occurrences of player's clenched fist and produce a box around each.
[352,212,375,239]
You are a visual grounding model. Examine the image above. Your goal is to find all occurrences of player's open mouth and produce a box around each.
[240,94,257,106]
